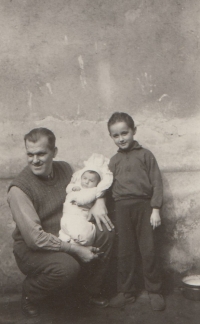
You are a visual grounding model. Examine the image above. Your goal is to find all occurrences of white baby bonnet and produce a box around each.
[70,153,113,198]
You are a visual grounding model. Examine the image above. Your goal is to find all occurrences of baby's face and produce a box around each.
[81,171,99,189]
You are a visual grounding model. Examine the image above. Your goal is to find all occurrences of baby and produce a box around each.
[59,153,113,246]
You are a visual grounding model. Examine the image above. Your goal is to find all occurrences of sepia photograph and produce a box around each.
[0,1,200,323]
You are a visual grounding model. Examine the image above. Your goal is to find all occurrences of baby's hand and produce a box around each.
[72,186,81,191]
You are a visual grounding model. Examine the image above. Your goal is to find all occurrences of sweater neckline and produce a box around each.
[31,162,60,186]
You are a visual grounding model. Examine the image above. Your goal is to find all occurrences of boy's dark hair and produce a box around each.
[107,112,135,132]
[82,170,101,184]
[24,128,56,151]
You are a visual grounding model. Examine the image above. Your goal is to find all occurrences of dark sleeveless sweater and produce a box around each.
[9,161,72,242]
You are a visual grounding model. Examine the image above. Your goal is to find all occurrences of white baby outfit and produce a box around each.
[59,153,113,246]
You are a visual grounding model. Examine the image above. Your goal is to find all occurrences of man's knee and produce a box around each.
[95,225,115,251]
[100,224,115,243]
[46,253,80,286]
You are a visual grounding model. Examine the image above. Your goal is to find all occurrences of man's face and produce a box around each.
[25,136,57,177]
[109,121,136,151]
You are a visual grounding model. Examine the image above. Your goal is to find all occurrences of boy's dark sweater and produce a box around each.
[108,141,163,208]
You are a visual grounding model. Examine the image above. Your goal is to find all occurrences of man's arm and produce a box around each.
[87,157,115,232]
[8,187,100,262]
[8,186,63,251]
[89,197,114,232]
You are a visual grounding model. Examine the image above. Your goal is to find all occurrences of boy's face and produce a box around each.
[81,171,99,189]
[109,121,136,151]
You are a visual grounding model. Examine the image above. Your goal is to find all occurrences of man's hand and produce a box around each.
[88,198,114,232]
[70,244,100,263]
[150,209,161,230]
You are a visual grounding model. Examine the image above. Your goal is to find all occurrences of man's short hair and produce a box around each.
[24,128,56,151]
[107,112,135,132]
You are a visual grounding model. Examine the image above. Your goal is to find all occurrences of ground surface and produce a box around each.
[0,290,200,324]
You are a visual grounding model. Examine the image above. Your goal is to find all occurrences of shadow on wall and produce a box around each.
[159,171,200,292]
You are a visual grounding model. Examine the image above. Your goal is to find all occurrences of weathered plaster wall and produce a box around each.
[0,0,200,293]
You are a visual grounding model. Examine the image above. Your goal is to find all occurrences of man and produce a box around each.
[7,128,114,317]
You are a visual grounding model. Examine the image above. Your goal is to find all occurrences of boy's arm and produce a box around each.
[145,150,163,209]
[145,150,162,229]
[150,208,161,229]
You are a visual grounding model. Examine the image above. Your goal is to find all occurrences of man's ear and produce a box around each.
[53,147,58,158]
[133,127,137,135]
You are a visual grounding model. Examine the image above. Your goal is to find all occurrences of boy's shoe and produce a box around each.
[21,293,39,317]
[109,292,136,308]
[89,295,109,308]
[148,293,165,311]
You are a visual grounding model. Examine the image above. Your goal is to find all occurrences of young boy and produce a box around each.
[59,153,113,246]
[107,112,165,311]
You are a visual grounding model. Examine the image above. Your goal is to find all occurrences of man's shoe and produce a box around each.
[109,292,136,308]
[89,296,109,308]
[21,294,39,317]
[148,293,165,311]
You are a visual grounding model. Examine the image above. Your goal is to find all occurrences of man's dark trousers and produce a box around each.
[14,224,114,302]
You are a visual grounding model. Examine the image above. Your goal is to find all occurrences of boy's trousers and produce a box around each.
[114,198,162,294]
[13,223,115,302]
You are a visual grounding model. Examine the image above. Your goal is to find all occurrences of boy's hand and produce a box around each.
[150,209,161,229]
[72,186,81,191]
[89,198,114,232]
